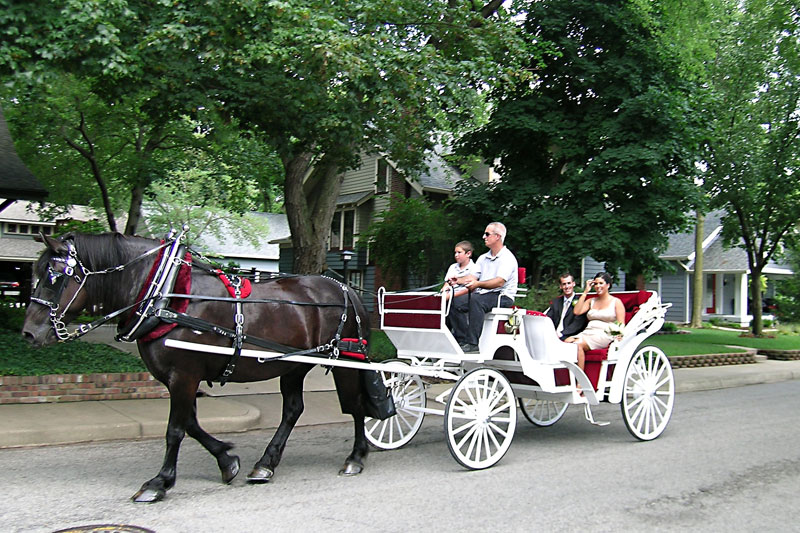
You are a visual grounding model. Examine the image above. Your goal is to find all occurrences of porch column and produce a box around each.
[737,273,749,327]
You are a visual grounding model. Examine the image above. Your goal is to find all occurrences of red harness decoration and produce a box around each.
[215,270,252,298]
[339,338,368,360]
[136,250,193,342]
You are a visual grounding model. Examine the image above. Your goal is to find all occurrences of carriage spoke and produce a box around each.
[365,363,427,450]
[621,346,675,441]
[445,368,517,470]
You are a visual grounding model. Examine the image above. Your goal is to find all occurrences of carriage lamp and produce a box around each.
[341,250,355,286]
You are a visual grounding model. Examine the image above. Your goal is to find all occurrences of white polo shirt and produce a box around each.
[444,259,478,289]
[474,246,518,300]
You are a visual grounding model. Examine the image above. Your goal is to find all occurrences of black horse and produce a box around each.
[22,232,374,503]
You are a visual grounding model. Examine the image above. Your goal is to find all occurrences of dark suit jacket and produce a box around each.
[546,296,588,340]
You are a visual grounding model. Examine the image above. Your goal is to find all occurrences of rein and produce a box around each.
[31,238,173,341]
[32,230,368,383]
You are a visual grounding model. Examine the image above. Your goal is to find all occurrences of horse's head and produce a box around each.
[22,233,91,346]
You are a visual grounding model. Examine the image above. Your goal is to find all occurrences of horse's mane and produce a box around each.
[70,232,159,312]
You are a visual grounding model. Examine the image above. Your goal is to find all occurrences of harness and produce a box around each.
[30,230,368,383]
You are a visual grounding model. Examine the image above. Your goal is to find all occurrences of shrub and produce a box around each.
[514,281,560,313]
[660,321,678,333]
[0,302,26,332]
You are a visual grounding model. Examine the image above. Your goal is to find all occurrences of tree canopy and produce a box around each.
[2,0,531,273]
[454,0,702,283]
[701,0,800,334]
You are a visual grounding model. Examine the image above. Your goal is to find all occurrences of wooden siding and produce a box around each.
[340,153,377,195]
[660,264,688,322]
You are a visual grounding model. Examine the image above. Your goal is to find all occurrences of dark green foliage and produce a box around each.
[0,331,147,376]
[367,329,397,362]
[1,305,146,376]
[363,196,465,287]
[455,0,701,282]
[0,303,26,333]
[775,248,800,323]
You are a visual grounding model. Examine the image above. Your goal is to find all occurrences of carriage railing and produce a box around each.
[607,291,671,361]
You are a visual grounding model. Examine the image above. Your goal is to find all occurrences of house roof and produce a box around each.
[336,191,373,208]
[0,236,46,262]
[661,210,792,275]
[405,150,466,195]
[173,212,290,261]
[0,106,48,204]
[0,200,98,262]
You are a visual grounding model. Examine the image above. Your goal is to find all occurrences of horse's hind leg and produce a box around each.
[186,407,240,484]
[332,368,369,476]
[132,379,198,503]
[247,365,312,483]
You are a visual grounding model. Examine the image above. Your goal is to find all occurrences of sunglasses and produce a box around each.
[483,232,494,237]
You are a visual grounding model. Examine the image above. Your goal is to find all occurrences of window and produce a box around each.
[3,223,53,236]
[376,158,390,194]
[329,209,357,250]
[348,270,363,290]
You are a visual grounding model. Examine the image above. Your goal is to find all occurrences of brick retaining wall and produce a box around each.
[668,352,757,369]
[757,349,800,361]
[0,372,169,404]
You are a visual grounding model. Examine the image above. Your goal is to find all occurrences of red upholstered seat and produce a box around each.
[582,290,652,388]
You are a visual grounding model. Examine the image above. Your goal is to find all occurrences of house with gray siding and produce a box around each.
[278,150,489,309]
[584,211,793,326]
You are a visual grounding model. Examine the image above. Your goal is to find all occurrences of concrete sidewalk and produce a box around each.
[2,357,799,449]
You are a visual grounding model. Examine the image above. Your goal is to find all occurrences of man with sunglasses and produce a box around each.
[449,222,518,354]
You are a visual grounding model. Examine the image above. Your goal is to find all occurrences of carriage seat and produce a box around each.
[521,310,578,363]
[379,291,464,359]
[583,290,653,362]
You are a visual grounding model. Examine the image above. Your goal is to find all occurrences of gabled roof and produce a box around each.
[336,191,373,208]
[190,212,290,260]
[661,210,792,275]
[0,106,48,204]
[404,150,467,196]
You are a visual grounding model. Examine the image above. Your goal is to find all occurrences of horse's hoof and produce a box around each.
[221,455,240,484]
[338,460,364,476]
[132,487,165,503]
[246,465,274,483]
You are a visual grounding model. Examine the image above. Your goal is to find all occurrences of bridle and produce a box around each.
[30,237,173,341]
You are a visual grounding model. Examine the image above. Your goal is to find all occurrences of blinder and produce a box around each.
[31,252,81,310]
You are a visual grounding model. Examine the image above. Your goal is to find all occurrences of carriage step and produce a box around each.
[584,404,610,426]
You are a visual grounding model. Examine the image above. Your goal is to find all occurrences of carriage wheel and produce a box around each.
[365,360,427,450]
[444,367,517,470]
[620,346,675,441]
[519,398,568,427]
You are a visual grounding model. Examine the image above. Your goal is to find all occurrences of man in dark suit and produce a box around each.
[546,272,588,341]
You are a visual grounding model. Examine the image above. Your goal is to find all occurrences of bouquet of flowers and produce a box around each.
[605,321,625,339]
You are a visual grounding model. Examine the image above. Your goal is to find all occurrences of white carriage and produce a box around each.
[366,286,676,469]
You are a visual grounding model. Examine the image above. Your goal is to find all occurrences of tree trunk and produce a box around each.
[283,152,345,274]
[124,183,145,235]
[750,269,763,336]
[690,212,704,328]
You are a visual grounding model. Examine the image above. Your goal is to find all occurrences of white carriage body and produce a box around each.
[378,287,669,407]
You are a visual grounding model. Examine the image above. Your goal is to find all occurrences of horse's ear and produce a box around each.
[41,233,69,254]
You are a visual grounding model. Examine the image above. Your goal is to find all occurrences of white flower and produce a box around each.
[605,321,625,338]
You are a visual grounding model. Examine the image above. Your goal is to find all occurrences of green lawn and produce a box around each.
[648,327,800,356]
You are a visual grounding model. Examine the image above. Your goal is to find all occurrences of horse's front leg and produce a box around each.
[247,365,311,483]
[132,379,197,503]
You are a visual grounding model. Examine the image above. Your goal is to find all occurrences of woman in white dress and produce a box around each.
[565,272,625,373]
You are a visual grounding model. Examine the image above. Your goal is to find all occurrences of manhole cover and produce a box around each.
[53,526,155,533]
